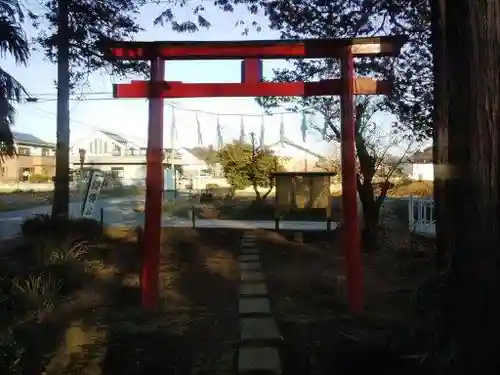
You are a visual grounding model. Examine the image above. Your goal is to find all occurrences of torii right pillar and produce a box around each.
[340,45,363,313]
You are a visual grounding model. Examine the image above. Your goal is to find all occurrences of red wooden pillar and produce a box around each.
[340,45,364,313]
[141,58,165,308]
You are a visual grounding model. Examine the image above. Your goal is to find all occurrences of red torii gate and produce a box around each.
[102,36,406,313]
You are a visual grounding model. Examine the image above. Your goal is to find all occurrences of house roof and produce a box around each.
[13,132,56,148]
[99,130,129,144]
[267,138,325,160]
[179,147,208,165]
[408,146,432,163]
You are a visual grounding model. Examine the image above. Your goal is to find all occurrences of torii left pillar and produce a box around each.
[141,58,165,308]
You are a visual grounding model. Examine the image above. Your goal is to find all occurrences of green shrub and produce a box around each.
[205,183,220,188]
[28,174,50,183]
[11,273,62,320]
[35,238,88,267]
[247,200,276,220]
[21,215,102,242]
[200,191,215,203]
[0,328,24,375]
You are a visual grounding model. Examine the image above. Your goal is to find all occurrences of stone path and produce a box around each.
[238,231,282,374]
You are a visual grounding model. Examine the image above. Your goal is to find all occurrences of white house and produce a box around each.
[403,146,434,181]
[267,138,326,172]
[70,129,208,186]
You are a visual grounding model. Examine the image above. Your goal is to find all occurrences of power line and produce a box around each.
[26,96,314,117]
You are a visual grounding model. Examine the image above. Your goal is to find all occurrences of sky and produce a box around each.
[5,2,401,157]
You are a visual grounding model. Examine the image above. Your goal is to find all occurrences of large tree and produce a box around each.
[0,0,30,159]
[30,0,147,216]
[156,0,431,242]
[155,0,432,139]
[431,1,500,373]
[218,140,284,199]
[315,97,415,244]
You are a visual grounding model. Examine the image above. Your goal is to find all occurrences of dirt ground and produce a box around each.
[256,227,438,375]
[3,215,439,375]
[3,227,243,375]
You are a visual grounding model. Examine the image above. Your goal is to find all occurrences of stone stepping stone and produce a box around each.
[239,282,268,296]
[241,271,265,282]
[239,297,271,314]
[239,254,259,262]
[241,247,259,254]
[238,346,282,374]
[240,262,261,271]
[241,242,256,247]
[240,317,280,340]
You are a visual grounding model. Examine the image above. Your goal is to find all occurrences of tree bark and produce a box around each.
[354,106,380,247]
[431,0,451,270]
[434,0,500,372]
[262,185,273,200]
[252,182,262,200]
[357,178,379,251]
[52,0,70,217]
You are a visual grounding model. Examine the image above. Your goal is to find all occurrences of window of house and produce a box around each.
[18,146,31,156]
[89,142,93,154]
[1,166,6,176]
[42,148,50,156]
[110,167,124,178]
[112,144,121,156]
[104,141,108,154]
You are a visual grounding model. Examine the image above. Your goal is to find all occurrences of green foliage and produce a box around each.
[199,190,215,202]
[11,273,62,319]
[30,0,148,88]
[20,214,103,242]
[155,0,432,139]
[28,174,50,183]
[217,141,284,192]
[190,145,219,166]
[1,0,30,158]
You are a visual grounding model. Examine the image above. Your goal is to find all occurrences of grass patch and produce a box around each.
[388,180,433,198]
[1,216,242,375]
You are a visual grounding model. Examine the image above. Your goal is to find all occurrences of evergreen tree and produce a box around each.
[30,0,148,215]
[0,0,30,159]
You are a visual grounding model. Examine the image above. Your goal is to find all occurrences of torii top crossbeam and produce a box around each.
[102,36,406,60]
[102,36,407,99]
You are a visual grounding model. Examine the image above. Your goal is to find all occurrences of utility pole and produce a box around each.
[52,0,71,217]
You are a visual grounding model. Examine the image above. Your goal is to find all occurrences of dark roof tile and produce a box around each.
[13,132,55,147]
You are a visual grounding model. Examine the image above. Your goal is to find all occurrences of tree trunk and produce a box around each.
[357,177,381,252]
[252,182,262,200]
[435,1,500,372]
[262,185,273,200]
[431,0,452,270]
[52,0,70,217]
[354,110,380,247]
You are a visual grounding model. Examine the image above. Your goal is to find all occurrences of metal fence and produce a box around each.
[408,196,435,236]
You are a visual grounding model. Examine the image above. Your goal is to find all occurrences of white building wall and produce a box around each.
[71,131,127,158]
[411,163,434,181]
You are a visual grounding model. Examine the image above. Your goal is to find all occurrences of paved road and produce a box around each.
[0,196,146,239]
